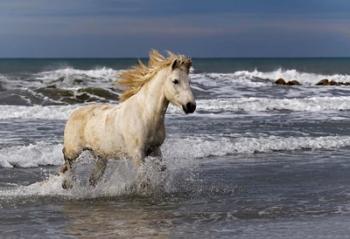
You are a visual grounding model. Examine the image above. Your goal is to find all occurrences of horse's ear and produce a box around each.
[171,59,179,71]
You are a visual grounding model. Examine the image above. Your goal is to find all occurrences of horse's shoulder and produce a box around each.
[80,103,114,112]
[100,104,112,109]
[69,104,108,120]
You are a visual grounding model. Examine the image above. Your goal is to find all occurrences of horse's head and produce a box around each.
[164,59,196,114]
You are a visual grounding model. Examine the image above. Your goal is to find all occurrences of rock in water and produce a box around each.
[275,78,287,85]
[275,78,301,86]
[316,79,330,85]
[287,80,301,85]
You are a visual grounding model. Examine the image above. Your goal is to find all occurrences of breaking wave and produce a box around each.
[2,135,350,168]
[0,142,63,168]
[1,67,120,90]
[24,68,350,90]
[0,74,8,90]
[34,67,119,88]
[0,105,77,120]
[195,96,350,113]
[2,135,350,198]
[2,96,350,120]
[163,135,350,158]
[207,68,350,86]
[2,67,350,105]
[0,157,171,198]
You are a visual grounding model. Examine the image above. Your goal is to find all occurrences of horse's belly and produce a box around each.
[86,132,125,158]
[84,113,126,158]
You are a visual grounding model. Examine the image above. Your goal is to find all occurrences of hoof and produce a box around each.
[62,179,73,190]
[88,157,107,187]
[89,177,97,187]
[139,179,151,191]
[140,182,147,190]
[160,165,167,172]
[60,164,69,174]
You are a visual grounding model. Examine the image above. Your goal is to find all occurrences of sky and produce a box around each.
[0,0,349,57]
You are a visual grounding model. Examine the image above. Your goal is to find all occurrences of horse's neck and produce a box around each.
[134,69,169,129]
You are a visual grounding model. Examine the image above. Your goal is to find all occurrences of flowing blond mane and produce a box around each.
[117,49,192,102]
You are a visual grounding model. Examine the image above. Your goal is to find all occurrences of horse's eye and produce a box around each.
[173,79,179,85]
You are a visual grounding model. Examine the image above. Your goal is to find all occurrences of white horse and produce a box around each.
[61,50,196,188]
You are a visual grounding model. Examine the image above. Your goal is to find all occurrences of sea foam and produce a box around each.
[2,135,350,168]
[1,135,350,198]
[195,96,350,113]
[210,68,350,85]
[0,142,63,168]
[35,67,119,82]
[0,105,77,120]
[2,96,350,121]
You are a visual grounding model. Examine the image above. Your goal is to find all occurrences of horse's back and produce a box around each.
[66,104,111,130]
[63,104,114,159]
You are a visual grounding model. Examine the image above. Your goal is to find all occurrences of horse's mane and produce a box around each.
[117,49,192,102]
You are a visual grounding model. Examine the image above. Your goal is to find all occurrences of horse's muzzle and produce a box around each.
[183,102,196,114]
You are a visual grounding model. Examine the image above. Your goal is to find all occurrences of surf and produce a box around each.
[2,135,350,168]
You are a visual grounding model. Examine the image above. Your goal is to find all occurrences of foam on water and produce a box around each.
[28,68,350,90]
[1,165,151,199]
[0,74,8,89]
[0,67,120,91]
[3,67,350,91]
[35,67,120,88]
[0,105,77,120]
[188,69,350,98]
[2,67,350,106]
[36,67,118,80]
[0,151,182,199]
[164,135,350,157]
[2,135,350,169]
[219,68,350,85]
[2,96,350,120]
[191,73,268,88]
[195,96,350,113]
[0,142,63,168]
[1,135,350,198]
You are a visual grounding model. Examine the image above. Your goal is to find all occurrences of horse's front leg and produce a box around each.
[149,147,166,171]
[89,155,108,187]
[148,147,162,159]
[131,150,145,169]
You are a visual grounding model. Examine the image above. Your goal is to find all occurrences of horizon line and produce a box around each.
[1,56,350,60]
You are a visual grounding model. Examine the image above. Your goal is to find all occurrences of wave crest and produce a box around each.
[0,142,63,168]
[2,135,350,168]
[2,95,350,121]
[195,97,350,113]
[210,68,350,85]
[2,135,350,198]
[35,67,119,85]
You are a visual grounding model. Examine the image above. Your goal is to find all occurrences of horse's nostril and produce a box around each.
[186,102,196,113]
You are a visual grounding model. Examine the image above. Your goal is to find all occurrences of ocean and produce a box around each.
[1,58,350,238]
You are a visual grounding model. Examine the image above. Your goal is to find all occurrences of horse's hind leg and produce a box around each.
[89,156,107,187]
[61,159,74,189]
[61,148,78,189]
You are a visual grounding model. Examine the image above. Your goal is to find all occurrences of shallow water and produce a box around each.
[1,58,350,238]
